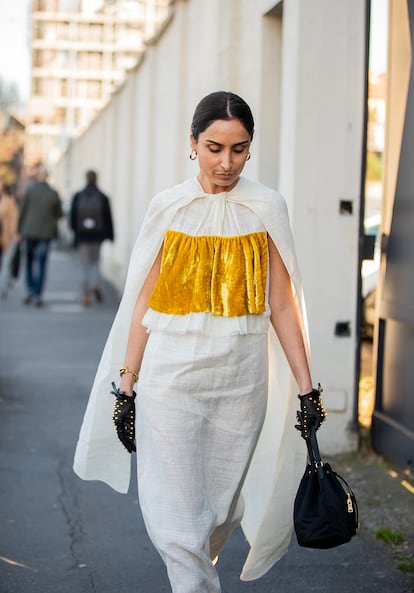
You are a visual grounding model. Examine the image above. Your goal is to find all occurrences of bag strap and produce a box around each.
[306,426,359,525]
[306,423,325,479]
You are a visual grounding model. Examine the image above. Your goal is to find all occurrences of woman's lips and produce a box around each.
[216,173,234,179]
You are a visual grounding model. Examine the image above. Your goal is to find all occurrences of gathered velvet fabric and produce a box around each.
[73,176,310,583]
[149,230,267,317]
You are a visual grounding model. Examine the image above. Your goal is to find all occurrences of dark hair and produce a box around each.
[86,170,97,185]
[191,91,254,141]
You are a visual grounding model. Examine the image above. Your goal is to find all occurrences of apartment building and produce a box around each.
[26,0,170,165]
[0,108,25,188]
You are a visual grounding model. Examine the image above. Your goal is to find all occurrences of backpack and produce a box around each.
[75,190,104,235]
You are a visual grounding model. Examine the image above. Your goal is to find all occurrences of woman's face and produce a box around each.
[190,118,251,194]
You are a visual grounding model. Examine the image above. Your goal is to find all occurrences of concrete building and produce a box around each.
[25,0,171,165]
[0,109,25,189]
[51,0,369,454]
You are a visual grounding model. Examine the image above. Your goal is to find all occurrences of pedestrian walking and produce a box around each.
[74,91,326,593]
[69,170,114,306]
[18,164,62,307]
[0,183,19,299]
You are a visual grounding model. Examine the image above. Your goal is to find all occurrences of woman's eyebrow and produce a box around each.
[205,139,250,147]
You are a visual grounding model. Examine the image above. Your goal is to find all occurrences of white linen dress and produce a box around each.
[137,194,270,592]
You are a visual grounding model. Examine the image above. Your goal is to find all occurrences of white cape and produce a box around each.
[73,176,309,581]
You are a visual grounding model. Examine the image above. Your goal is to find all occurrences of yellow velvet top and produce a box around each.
[148,229,268,317]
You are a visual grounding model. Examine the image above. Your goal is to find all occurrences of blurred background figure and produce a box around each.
[15,163,42,202]
[18,164,62,307]
[69,170,114,307]
[0,182,19,299]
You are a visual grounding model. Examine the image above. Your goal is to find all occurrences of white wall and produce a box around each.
[52,0,367,454]
[277,1,366,452]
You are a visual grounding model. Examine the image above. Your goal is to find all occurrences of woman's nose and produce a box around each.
[221,152,232,170]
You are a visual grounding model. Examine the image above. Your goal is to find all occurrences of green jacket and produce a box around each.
[18,181,62,240]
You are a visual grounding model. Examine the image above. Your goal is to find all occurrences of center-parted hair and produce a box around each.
[191,91,255,141]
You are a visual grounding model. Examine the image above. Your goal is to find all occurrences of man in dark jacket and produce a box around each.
[69,170,114,306]
[18,165,62,307]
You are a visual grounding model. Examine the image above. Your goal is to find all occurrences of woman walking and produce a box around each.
[74,91,325,592]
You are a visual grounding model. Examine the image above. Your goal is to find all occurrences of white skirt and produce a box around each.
[136,330,268,593]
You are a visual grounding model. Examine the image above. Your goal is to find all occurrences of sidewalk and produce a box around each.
[0,245,413,593]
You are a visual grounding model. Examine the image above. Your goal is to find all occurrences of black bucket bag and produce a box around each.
[294,423,359,549]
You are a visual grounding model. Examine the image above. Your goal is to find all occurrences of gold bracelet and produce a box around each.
[119,366,139,383]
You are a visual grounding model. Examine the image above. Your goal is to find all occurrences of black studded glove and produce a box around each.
[295,383,326,440]
[111,381,136,453]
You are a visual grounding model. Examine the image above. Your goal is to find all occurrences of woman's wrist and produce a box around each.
[119,366,139,383]
[119,373,136,396]
[298,381,313,396]
[118,365,140,396]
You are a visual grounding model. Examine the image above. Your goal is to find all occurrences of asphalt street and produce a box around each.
[0,245,411,593]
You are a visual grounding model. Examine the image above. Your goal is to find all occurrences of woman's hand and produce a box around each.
[295,384,327,439]
[111,382,136,453]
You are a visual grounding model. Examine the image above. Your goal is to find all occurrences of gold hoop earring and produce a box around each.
[246,153,251,161]
[189,149,197,160]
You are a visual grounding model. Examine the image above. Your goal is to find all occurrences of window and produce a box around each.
[87,80,102,99]
[77,23,89,42]
[88,52,102,69]
[60,79,68,97]
[89,24,103,43]
[44,22,56,42]
[33,20,45,40]
[77,80,88,99]
[32,78,43,96]
[33,50,42,68]
[57,21,70,40]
